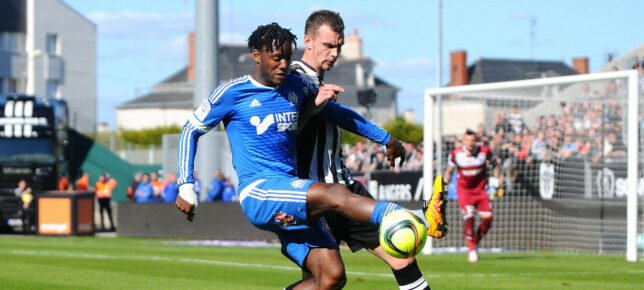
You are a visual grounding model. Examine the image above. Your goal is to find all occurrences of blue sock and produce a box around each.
[370,201,403,225]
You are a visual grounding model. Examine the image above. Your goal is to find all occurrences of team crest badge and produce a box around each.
[291,180,306,188]
[287,91,298,106]
[274,212,296,226]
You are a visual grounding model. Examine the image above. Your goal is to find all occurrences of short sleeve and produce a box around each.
[448,151,456,167]
[187,85,236,132]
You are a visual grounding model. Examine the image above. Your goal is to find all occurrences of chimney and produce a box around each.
[340,28,363,60]
[188,32,195,81]
[450,50,468,86]
[572,57,589,74]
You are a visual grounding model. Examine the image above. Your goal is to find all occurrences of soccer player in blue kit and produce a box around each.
[175,23,446,289]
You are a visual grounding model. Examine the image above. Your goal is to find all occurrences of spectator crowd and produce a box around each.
[126,169,237,203]
[341,73,642,199]
[343,140,426,172]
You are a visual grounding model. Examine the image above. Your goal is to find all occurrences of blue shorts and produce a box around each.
[239,177,338,267]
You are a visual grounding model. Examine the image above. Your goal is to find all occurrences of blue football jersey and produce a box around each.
[178,74,316,188]
[178,73,391,190]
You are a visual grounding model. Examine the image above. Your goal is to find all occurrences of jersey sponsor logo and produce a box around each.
[275,112,298,132]
[249,99,261,107]
[250,114,275,135]
[250,112,298,135]
[455,152,468,159]
[194,99,210,121]
[461,168,482,176]
[454,155,485,167]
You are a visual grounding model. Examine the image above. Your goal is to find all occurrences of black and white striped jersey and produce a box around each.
[292,60,354,185]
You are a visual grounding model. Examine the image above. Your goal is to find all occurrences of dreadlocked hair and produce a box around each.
[247,22,297,52]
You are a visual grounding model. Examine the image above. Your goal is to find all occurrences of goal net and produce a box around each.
[423,70,643,261]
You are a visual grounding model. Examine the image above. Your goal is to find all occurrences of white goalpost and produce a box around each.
[423,70,642,261]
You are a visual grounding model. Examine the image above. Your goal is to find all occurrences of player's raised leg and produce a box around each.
[307,181,437,231]
[306,182,403,225]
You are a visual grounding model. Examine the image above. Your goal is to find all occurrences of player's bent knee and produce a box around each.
[480,212,493,219]
[306,247,347,289]
[319,267,346,290]
[301,269,312,280]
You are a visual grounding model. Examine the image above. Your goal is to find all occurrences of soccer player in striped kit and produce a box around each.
[293,10,441,290]
[444,129,500,262]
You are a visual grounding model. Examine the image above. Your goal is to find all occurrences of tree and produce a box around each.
[340,129,364,145]
[382,117,423,144]
[120,125,182,146]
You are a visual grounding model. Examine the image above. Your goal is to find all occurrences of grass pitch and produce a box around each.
[1,236,642,289]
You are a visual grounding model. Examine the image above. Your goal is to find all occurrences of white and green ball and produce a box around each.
[379,209,428,258]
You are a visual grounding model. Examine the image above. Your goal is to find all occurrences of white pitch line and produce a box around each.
[7,250,393,278]
[7,250,644,279]
[422,270,644,279]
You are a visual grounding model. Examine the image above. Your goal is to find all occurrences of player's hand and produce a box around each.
[386,137,406,168]
[315,84,344,105]
[176,184,198,222]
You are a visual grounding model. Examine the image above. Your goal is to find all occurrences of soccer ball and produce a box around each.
[379,209,428,258]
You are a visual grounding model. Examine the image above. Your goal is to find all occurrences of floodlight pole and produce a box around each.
[424,0,443,255]
[436,0,444,178]
[193,0,220,198]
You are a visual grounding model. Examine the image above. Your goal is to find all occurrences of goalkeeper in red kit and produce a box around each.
[444,129,500,262]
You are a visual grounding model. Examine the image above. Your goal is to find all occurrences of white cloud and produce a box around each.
[220,32,248,44]
[88,10,193,38]
[150,35,187,62]
[508,12,536,21]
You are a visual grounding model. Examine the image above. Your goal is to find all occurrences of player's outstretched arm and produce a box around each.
[315,100,391,146]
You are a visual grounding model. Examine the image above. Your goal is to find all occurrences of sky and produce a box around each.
[62,0,643,129]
